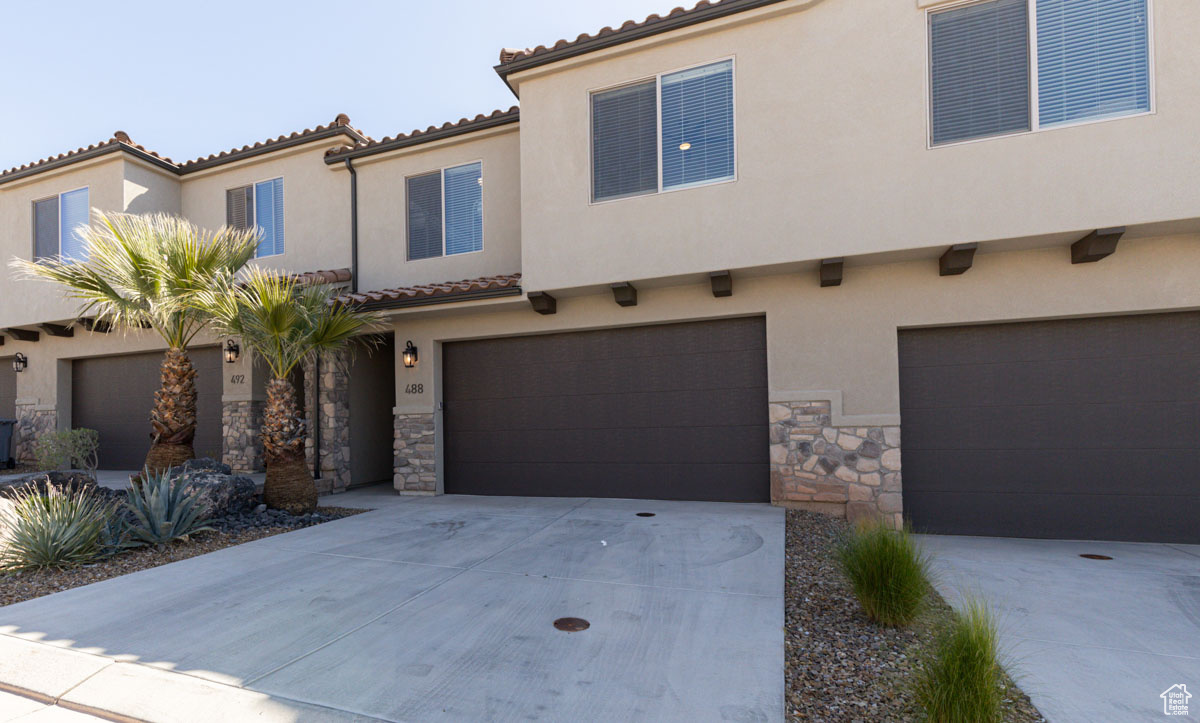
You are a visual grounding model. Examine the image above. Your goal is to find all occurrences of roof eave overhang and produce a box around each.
[183,126,369,174]
[350,285,523,311]
[324,112,520,165]
[492,0,790,94]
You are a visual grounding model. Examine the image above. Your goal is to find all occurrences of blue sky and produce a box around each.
[0,0,676,171]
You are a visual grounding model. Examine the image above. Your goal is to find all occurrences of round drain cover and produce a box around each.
[554,617,590,632]
[636,512,656,517]
[1079,553,1113,560]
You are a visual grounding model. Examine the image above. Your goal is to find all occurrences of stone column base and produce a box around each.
[222,400,264,473]
[13,404,56,464]
[394,413,436,493]
[769,401,902,528]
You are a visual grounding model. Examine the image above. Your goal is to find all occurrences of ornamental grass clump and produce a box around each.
[0,484,116,572]
[124,469,213,546]
[914,600,1007,723]
[835,519,930,626]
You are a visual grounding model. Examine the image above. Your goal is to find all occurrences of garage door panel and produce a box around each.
[904,490,1198,543]
[444,318,768,501]
[447,425,766,466]
[902,448,1199,497]
[900,311,1200,543]
[900,314,1200,368]
[448,387,766,433]
[0,365,15,421]
[444,462,768,502]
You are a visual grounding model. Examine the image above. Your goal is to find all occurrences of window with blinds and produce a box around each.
[32,188,89,261]
[591,59,736,201]
[1036,0,1150,127]
[407,162,484,261]
[661,60,734,191]
[930,0,1030,145]
[929,0,1152,146]
[226,179,283,257]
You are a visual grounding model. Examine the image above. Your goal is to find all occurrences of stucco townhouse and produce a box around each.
[1,0,1196,544]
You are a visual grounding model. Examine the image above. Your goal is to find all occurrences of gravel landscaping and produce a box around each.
[785,509,1044,722]
[1,505,366,607]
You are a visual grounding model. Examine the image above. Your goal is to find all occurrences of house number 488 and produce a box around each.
[404,384,424,395]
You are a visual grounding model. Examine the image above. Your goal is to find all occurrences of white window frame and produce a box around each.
[404,160,485,262]
[925,0,1156,149]
[31,185,89,260]
[227,177,285,258]
[587,56,738,206]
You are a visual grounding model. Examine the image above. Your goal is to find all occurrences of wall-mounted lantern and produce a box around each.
[223,339,241,364]
[12,353,28,373]
[402,340,418,369]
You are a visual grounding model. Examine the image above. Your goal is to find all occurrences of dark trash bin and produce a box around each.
[0,419,14,469]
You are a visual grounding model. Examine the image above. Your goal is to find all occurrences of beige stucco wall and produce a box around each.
[0,157,126,328]
[349,126,522,294]
[386,234,1200,428]
[512,0,1200,291]
[123,160,181,216]
[179,141,351,277]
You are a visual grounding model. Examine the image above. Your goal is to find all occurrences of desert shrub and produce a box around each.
[0,484,116,571]
[914,600,1006,722]
[124,469,213,546]
[32,428,100,475]
[836,520,930,626]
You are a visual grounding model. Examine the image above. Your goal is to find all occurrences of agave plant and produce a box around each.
[199,268,380,514]
[0,484,117,572]
[10,212,260,475]
[123,469,214,546]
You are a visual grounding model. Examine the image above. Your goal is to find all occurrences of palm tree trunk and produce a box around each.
[261,377,317,514]
[143,348,197,475]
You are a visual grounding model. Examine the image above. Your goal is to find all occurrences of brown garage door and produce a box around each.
[899,311,1200,543]
[443,318,769,501]
[72,348,223,469]
[0,362,15,421]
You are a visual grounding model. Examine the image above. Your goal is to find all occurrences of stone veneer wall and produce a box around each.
[302,353,351,494]
[394,413,436,494]
[221,400,264,473]
[13,404,56,463]
[769,401,902,528]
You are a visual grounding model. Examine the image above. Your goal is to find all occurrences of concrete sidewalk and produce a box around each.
[0,490,783,722]
[0,470,268,491]
[919,534,1200,722]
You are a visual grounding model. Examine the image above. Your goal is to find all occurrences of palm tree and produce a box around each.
[201,268,380,514]
[11,212,259,475]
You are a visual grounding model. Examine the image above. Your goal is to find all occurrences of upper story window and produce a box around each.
[33,187,89,261]
[591,59,735,202]
[929,0,1150,146]
[407,161,483,261]
[226,178,284,257]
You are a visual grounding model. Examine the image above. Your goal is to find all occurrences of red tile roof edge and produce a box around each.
[325,107,519,163]
[337,273,522,307]
[495,0,788,76]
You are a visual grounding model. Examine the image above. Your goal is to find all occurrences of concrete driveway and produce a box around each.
[0,491,783,722]
[919,534,1200,722]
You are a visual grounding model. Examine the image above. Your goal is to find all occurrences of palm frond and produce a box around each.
[10,211,260,348]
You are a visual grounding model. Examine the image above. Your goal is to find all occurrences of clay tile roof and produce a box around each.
[325,107,519,164]
[495,0,786,83]
[179,114,370,171]
[293,268,354,286]
[0,130,176,185]
[337,273,522,308]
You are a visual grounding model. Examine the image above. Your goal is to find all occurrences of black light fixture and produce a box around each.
[223,339,240,364]
[13,353,28,373]
[402,340,418,369]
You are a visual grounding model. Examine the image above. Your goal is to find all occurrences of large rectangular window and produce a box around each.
[930,0,1150,146]
[33,187,89,261]
[591,59,735,202]
[226,178,284,257]
[407,161,483,261]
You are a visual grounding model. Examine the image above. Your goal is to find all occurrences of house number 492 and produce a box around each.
[404,384,424,395]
